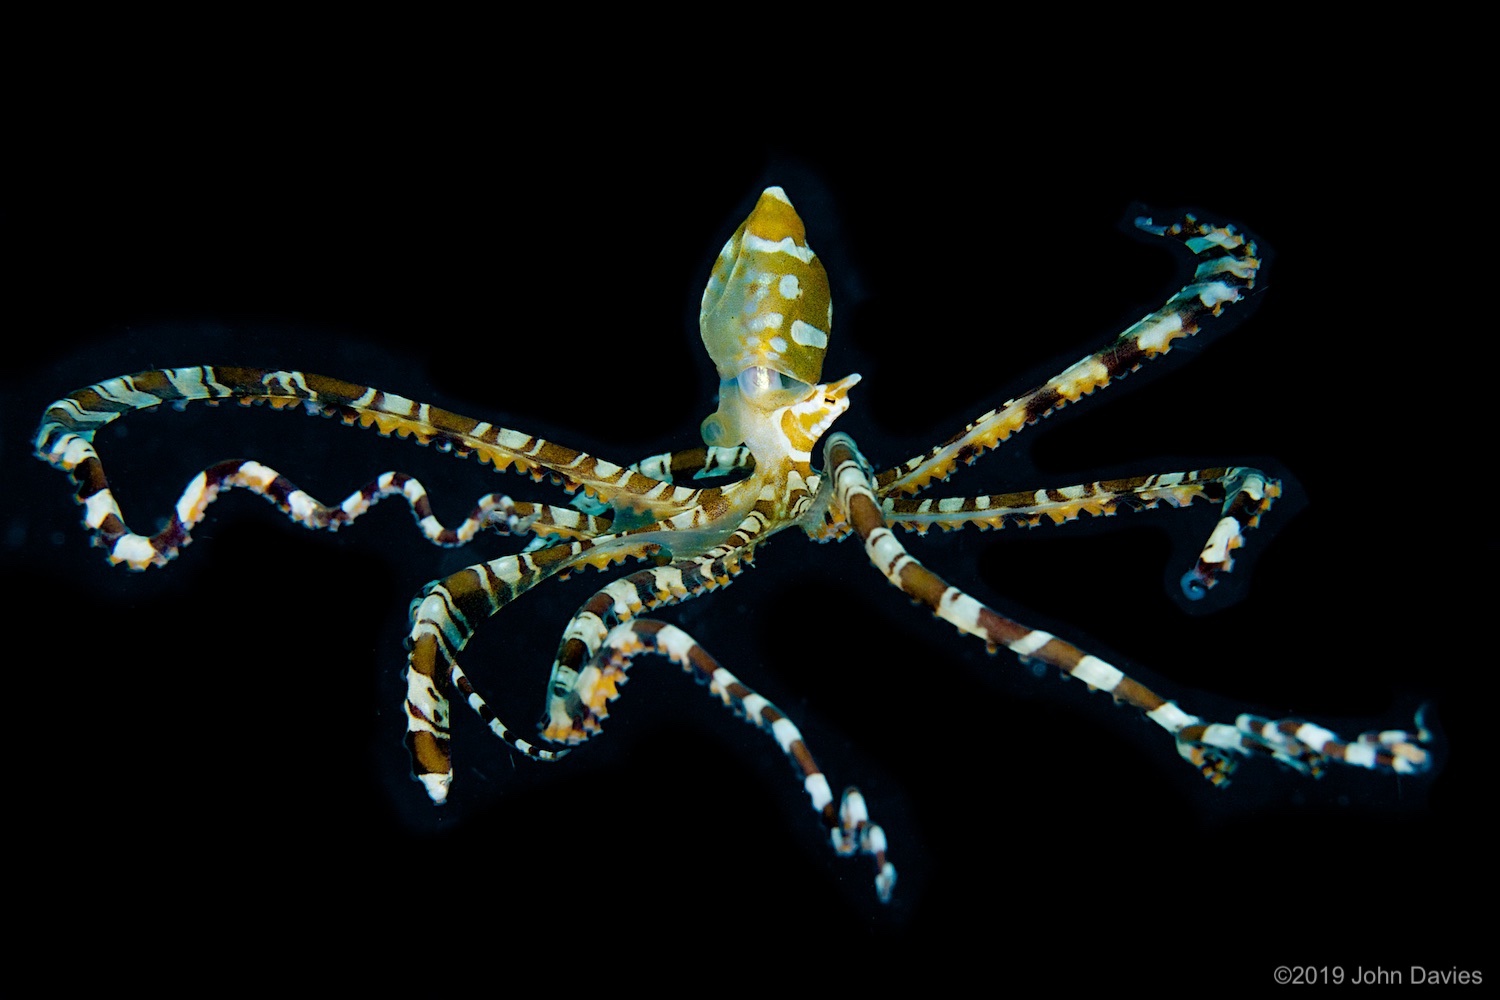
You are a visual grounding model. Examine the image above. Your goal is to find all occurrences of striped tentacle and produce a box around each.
[1212,713,1432,776]
[826,432,1429,785]
[44,443,611,571]
[576,617,897,903]
[875,213,1262,498]
[543,367,843,744]
[541,493,797,744]
[632,445,756,484]
[538,549,754,744]
[883,466,1281,599]
[883,468,1241,533]
[404,531,671,803]
[36,366,717,550]
[407,475,788,802]
[569,445,755,518]
[1177,468,1280,599]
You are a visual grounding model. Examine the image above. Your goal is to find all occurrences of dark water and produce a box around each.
[6,106,1481,980]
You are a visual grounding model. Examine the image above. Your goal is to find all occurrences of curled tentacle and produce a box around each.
[1178,468,1281,599]
[403,530,674,803]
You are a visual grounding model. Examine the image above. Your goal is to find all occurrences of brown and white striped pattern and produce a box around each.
[875,214,1263,498]
[883,467,1281,599]
[825,432,1430,782]
[403,533,670,803]
[883,469,1230,532]
[564,617,895,902]
[539,551,757,744]
[35,365,721,562]
[35,194,1433,909]
[402,464,818,799]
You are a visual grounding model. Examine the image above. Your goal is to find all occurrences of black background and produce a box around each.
[6,47,1485,985]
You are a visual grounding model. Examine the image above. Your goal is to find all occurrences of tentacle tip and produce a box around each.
[1202,766,1232,787]
[1393,746,1429,773]
[1135,215,1170,237]
[1180,568,1210,600]
[875,863,897,904]
[830,829,854,857]
[418,772,451,805]
[1181,741,1237,786]
[1414,703,1435,744]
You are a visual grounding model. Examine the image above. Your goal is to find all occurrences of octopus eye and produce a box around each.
[737,366,805,400]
